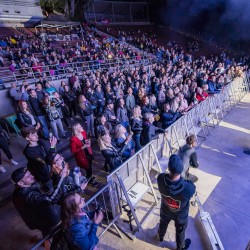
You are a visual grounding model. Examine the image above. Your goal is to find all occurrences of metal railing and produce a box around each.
[0,55,154,86]
[30,73,249,249]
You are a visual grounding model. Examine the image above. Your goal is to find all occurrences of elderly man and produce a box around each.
[140,112,166,146]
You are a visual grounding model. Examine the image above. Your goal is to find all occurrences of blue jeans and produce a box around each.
[85,114,95,136]
[37,115,49,139]
[50,119,65,140]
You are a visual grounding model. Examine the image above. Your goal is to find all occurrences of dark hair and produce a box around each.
[186,134,195,145]
[141,95,148,105]
[96,114,105,125]
[18,100,30,113]
[21,126,37,138]
[61,192,80,229]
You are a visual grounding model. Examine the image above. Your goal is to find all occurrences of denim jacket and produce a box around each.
[67,212,99,250]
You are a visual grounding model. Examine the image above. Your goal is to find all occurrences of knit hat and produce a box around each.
[11,167,27,184]
[168,154,183,175]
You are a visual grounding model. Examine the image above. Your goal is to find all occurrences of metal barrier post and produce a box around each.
[194,194,225,250]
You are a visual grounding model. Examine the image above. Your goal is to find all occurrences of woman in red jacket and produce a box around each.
[70,123,97,186]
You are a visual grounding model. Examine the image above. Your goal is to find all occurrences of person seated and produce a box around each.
[114,124,135,161]
[161,103,181,129]
[59,192,103,249]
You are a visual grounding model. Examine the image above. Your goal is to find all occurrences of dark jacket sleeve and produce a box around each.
[26,189,52,206]
[131,119,143,133]
[17,112,31,127]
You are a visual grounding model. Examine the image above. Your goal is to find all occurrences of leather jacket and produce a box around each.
[17,111,39,128]
[101,143,128,172]
[12,184,60,236]
[140,122,165,146]
[131,118,143,135]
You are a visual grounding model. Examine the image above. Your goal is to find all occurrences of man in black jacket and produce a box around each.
[21,126,57,186]
[140,112,166,146]
[157,154,196,250]
[11,167,61,237]
[28,89,49,139]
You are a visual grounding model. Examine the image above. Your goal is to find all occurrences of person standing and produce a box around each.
[157,154,195,250]
[70,123,97,186]
[140,112,166,146]
[0,125,18,173]
[11,167,61,237]
[78,95,95,137]
[60,192,103,249]
[178,134,199,183]
[43,96,66,143]
[28,89,49,139]
[130,106,143,152]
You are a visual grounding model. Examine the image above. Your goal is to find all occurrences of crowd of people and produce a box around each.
[0,23,249,249]
[0,25,144,83]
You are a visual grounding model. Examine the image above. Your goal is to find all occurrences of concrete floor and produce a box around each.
[0,94,250,250]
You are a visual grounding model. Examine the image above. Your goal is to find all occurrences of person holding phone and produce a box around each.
[60,192,103,250]
[70,123,97,186]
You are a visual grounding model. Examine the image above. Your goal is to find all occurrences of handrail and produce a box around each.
[30,74,249,249]
[0,55,154,86]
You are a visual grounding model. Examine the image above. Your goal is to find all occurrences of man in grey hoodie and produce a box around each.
[178,134,199,183]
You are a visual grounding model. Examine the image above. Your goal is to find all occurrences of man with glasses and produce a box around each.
[48,153,88,201]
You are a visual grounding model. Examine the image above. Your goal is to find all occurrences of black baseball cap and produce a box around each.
[11,167,27,184]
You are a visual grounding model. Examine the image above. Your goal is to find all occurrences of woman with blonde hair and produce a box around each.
[70,123,97,186]
[170,96,180,113]
[131,105,143,152]
[114,124,135,160]
[98,132,131,173]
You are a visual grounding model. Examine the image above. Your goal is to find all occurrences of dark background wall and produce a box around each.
[149,0,250,51]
